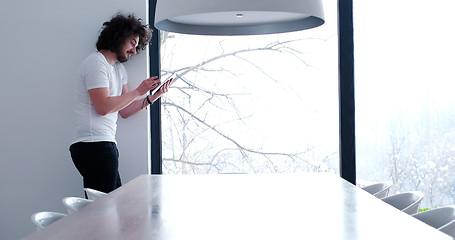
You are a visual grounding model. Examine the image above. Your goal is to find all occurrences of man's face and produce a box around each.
[116,35,139,63]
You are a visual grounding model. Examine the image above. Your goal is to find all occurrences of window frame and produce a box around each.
[148,0,356,182]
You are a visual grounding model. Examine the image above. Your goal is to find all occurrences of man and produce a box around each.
[69,13,171,194]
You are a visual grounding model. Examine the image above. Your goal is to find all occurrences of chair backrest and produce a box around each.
[439,219,455,238]
[362,182,392,199]
[84,188,107,200]
[62,197,93,214]
[31,211,67,231]
[373,187,391,199]
[411,206,455,229]
[381,191,424,214]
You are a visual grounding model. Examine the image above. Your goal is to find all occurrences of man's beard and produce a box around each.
[116,50,131,63]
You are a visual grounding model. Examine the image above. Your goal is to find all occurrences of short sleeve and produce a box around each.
[83,56,110,90]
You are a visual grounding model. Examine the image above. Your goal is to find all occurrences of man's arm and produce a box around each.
[117,85,145,118]
[89,76,160,116]
[89,87,140,116]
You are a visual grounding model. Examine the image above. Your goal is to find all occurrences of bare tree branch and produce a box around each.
[164,101,317,169]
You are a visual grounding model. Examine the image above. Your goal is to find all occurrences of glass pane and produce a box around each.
[355,0,455,208]
[160,0,338,174]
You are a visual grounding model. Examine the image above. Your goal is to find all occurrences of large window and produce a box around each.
[159,0,338,174]
[355,0,455,208]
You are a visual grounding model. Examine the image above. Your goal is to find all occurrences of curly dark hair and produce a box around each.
[96,13,152,54]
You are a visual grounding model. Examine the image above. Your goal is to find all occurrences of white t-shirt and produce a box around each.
[72,51,128,144]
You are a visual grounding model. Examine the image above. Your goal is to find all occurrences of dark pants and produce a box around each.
[69,141,122,194]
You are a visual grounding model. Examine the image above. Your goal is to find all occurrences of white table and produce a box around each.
[22,174,453,240]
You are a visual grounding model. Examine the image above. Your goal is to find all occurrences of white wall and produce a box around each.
[0,0,150,239]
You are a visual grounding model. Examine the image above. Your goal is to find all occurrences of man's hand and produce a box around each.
[149,78,172,102]
[136,76,160,95]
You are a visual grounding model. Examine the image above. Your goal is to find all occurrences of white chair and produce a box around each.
[84,188,107,200]
[361,182,392,199]
[31,211,67,231]
[412,206,455,229]
[62,197,93,214]
[381,191,424,214]
[411,205,455,238]
[439,219,455,238]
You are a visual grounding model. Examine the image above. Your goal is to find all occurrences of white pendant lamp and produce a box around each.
[154,0,324,35]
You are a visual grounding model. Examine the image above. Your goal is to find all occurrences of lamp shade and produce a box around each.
[154,0,324,35]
